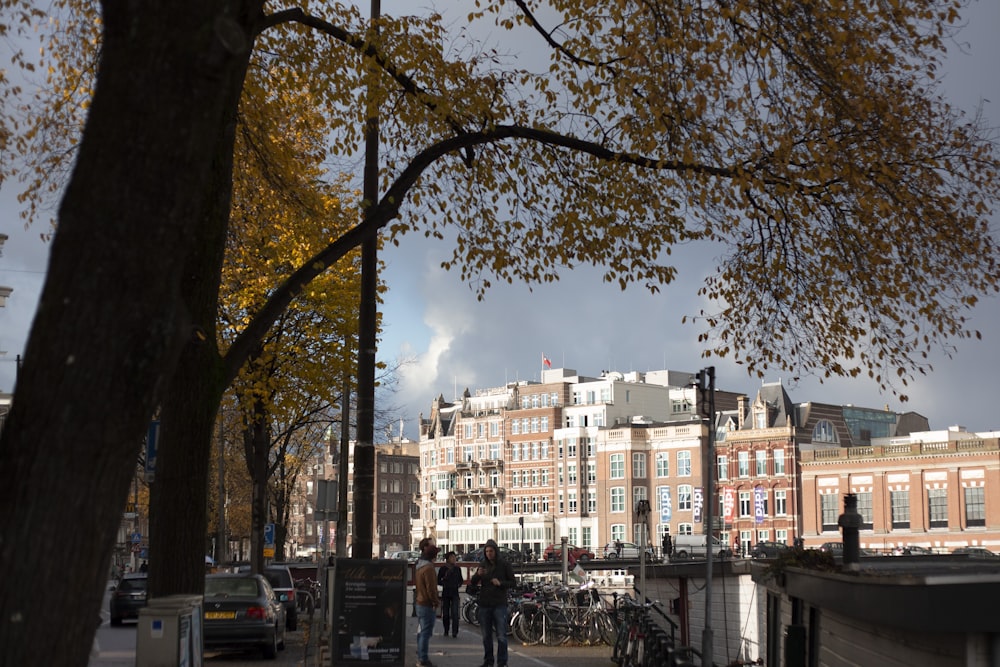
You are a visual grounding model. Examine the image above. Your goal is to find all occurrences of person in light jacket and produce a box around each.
[414,537,441,667]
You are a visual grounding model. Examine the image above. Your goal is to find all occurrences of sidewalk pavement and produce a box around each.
[316,611,486,667]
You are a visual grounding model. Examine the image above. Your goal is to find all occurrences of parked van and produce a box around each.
[671,534,733,560]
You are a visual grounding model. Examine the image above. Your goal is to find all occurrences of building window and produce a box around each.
[774,449,785,475]
[633,486,647,511]
[821,494,839,532]
[965,487,986,527]
[588,490,597,513]
[677,523,693,536]
[655,452,670,477]
[813,420,837,443]
[856,492,873,530]
[610,487,625,512]
[717,455,728,481]
[568,464,577,484]
[739,491,752,517]
[677,451,692,476]
[738,451,749,477]
[611,524,626,541]
[511,420,520,435]
[610,454,625,479]
[774,489,787,516]
[891,490,910,529]
[587,462,596,483]
[928,488,948,528]
[755,450,767,476]
[678,485,692,511]
[632,453,647,478]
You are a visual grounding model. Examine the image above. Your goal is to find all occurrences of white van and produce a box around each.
[671,534,732,560]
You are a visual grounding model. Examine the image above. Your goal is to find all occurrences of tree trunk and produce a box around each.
[0,3,261,664]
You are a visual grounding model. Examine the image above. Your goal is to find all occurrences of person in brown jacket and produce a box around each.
[414,537,441,667]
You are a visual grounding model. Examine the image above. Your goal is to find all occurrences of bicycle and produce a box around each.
[517,583,613,647]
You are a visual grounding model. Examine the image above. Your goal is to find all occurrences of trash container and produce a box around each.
[136,594,204,667]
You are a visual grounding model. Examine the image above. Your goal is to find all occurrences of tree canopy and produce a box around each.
[0,1,996,664]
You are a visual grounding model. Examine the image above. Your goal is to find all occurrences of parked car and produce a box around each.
[952,546,999,558]
[542,544,595,563]
[819,541,876,557]
[890,545,934,556]
[602,541,656,560]
[109,573,148,626]
[466,545,526,564]
[239,564,298,631]
[203,573,286,659]
[271,561,321,614]
[750,541,790,559]
[672,534,733,560]
[386,550,421,562]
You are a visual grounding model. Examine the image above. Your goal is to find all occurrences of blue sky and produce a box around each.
[2,2,998,441]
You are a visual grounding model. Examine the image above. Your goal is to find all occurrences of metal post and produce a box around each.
[561,536,569,586]
[696,367,717,667]
[636,500,650,600]
[216,413,226,566]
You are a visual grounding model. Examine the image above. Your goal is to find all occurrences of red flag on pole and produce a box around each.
[542,355,552,368]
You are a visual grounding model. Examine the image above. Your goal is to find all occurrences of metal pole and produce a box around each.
[636,500,650,601]
[699,367,717,667]
[217,413,226,566]
[353,0,381,561]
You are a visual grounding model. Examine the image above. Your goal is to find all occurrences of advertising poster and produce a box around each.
[723,487,736,523]
[754,486,766,524]
[692,486,703,524]
[330,559,406,666]
[659,486,672,523]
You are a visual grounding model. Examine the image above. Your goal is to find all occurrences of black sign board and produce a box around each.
[330,558,406,666]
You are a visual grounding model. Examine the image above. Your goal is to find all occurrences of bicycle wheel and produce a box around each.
[463,598,480,625]
[595,610,617,646]
[532,608,571,647]
[611,621,629,664]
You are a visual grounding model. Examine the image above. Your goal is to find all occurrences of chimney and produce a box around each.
[737,395,747,429]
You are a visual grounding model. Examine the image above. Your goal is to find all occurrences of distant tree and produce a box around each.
[0,2,996,665]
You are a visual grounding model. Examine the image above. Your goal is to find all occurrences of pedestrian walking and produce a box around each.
[469,540,516,667]
[437,551,463,638]
[614,539,623,558]
[414,537,441,667]
[662,533,673,562]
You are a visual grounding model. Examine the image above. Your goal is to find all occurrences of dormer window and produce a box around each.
[813,419,837,443]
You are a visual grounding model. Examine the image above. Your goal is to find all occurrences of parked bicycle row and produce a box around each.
[460,580,618,647]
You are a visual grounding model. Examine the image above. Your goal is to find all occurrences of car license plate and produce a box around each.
[205,611,236,620]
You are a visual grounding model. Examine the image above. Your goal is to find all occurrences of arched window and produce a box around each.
[813,420,838,443]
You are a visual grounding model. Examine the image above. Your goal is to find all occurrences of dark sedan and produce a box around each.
[109,573,148,625]
[750,541,790,559]
[203,573,286,659]
[466,545,526,564]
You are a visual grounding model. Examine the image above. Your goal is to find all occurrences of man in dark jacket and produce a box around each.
[469,540,516,667]
[437,551,464,638]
